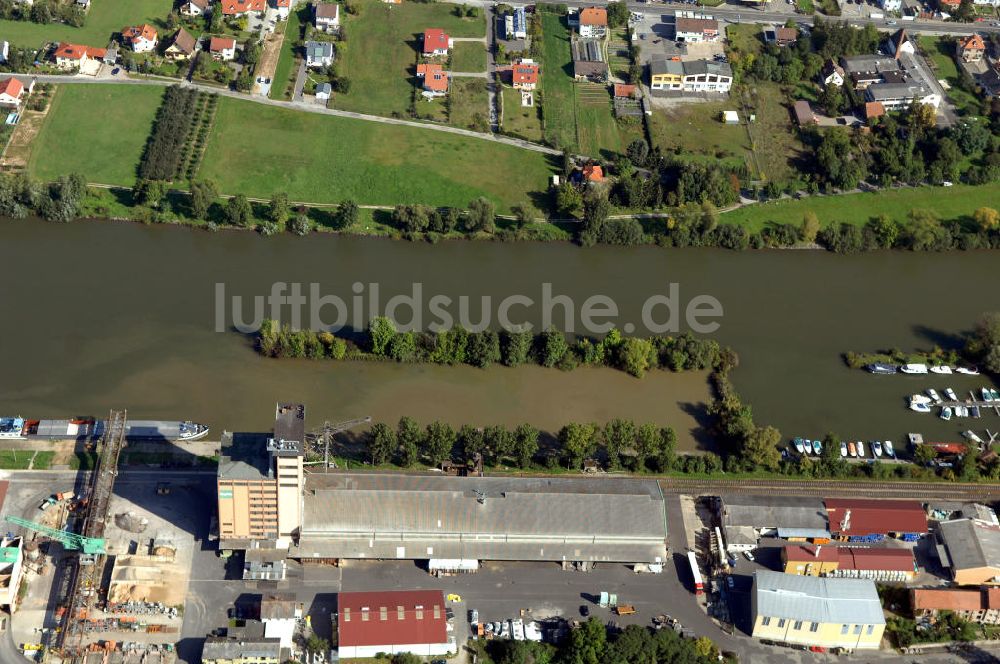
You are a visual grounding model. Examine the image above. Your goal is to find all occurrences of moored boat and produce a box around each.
[910,402,931,413]
[927,389,942,403]
[956,366,980,376]
[19,417,209,441]
[0,417,27,440]
[963,430,984,444]
[793,438,805,454]
[873,441,883,457]
[840,442,848,457]
[812,440,822,455]
[945,388,959,402]
[982,387,993,402]
[955,406,969,418]
[856,441,866,457]
[900,364,929,374]
[930,365,953,375]
[848,442,857,457]
[940,407,953,421]
[885,440,895,457]
[867,363,899,375]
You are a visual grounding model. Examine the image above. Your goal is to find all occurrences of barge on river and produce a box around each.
[0,416,209,442]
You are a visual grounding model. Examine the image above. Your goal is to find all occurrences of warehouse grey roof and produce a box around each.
[865,82,930,101]
[299,473,668,562]
[572,38,604,63]
[940,518,1000,572]
[753,571,885,626]
[840,55,899,75]
[721,495,827,530]
[202,635,281,660]
[218,431,272,480]
[682,59,731,78]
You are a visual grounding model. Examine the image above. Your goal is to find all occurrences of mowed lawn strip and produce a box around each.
[502,86,543,142]
[451,41,486,72]
[270,3,307,100]
[334,0,485,117]
[721,183,1000,231]
[0,0,173,47]
[540,11,576,151]
[198,96,554,211]
[574,83,622,156]
[29,85,164,185]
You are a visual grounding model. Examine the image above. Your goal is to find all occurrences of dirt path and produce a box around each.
[0,104,50,171]
[254,28,285,95]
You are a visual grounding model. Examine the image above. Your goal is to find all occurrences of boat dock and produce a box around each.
[932,390,1000,416]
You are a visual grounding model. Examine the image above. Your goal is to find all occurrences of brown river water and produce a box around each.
[2,219,999,451]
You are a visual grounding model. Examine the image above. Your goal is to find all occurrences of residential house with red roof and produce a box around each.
[578,7,607,38]
[416,62,448,95]
[582,163,605,182]
[53,42,107,70]
[121,24,158,53]
[336,590,454,659]
[0,77,26,109]
[272,0,291,19]
[959,34,985,63]
[221,0,265,15]
[165,28,198,60]
[314,2,340,32]
[209,36,237,61]
[511,59,539,90]
[422,28,452,57]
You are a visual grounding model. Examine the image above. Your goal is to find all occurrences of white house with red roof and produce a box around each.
[416,62,449,95]
[221,0,265,16]
[337,590,455,659]
[121,24,158,52]
[52,42,107,70]
[271,0,291,19]
[209,36,237,61]
[181,0,211,15]
[511,59,539,90]
[422,28,452,57]
[0,77,26,109]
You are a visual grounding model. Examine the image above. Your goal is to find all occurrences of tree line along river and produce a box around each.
[2,218,999,452]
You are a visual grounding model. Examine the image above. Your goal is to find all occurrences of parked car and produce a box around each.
[580,605,590,617]
[726,576,735,590]
[744,550,756,562]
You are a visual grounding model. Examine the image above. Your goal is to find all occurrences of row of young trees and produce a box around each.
[0,0,85,27]
[362,416,680,473]
[258,318,727,378]
[138,87,205,182]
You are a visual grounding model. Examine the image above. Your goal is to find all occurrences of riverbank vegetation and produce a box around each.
[257,318,726,378]
[843,348,964,370]
[469,620,728,664]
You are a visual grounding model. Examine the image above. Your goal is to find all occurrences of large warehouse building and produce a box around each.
[938,518,1000,586]
[295,473,669,569]
[217,409,669,569]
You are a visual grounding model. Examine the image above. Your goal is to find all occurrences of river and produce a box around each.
[2,219,999,452]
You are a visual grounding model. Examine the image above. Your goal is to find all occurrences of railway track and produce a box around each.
[660,478,1000,500]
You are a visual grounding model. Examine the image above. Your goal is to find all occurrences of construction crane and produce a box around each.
[4,516,105,555]
[305,416,372,469]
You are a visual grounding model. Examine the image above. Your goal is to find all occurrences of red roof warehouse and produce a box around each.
[825,499,928,540]
[337,590,453,659]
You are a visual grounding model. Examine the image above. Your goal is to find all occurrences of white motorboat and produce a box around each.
[884,440,895,457]
[963,430,984,444]
[940,407,953,421]
[793,438,805,454]
[856,441,866,457]
[802,439,812,455]
[945,388,959,401]
[910,402,932,413]
[927,389,942,403]
[812,440,822,454]
[956,406,969,418]
[900,363,929,374]
[873,441,883,457]
[930,365,953,375]
[982,387,994,402]
[957,366,980,376]
[910,394,932,405]
[840,442,848,457]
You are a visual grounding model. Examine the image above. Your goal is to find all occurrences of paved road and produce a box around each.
[16,74,561,156]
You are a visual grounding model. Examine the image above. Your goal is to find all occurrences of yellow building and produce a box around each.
[217,403,305,551]
[752,571,885,650]
[649,57,683,91]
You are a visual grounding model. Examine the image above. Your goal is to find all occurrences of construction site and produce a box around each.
[6,411,196,664]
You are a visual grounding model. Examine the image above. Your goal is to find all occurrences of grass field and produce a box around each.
[540,11,577,151]
[334,0,485,117]
[0,450,33,469]
[29,85,163,185]
[726,24,763,58]
[502,86,543,142]
[738,82,805,184]
[198,96,555,211]
[539,13,625,157]
[647,100,749,169]
[721,183,1000,231]
[0,0,174,47]
[918,36,982,118]
[451,41,486,72]
[271,3,307,100]
[32,451,55,470]
[449,77,488,130]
